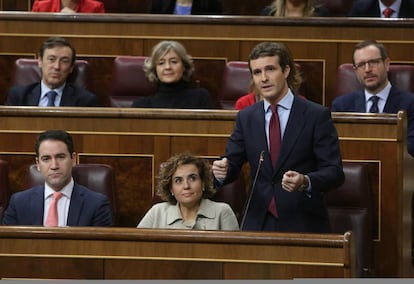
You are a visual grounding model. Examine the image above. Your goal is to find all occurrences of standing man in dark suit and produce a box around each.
[2,130,112,226]
[348,0,414,18]
[6,37,99,107]
[212,42,344,233]
[331,40,414,158]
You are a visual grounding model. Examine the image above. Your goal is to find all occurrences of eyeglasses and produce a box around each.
[354,58,384,70]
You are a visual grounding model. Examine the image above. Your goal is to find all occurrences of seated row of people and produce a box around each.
[5,38,215,108]
[29,0,414,18]
[5,36,414,160]
[5,37,212,109]
[1,130,239,229]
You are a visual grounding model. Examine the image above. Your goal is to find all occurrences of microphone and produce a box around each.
[240,150,265,230]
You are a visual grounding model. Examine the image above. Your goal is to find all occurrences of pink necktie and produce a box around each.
[45,192,63,227]
[383,7,394,18]
[268,105,280,218]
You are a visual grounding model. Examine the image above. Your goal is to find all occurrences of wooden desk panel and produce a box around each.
[0,227,354,279]
[0,107,412,277]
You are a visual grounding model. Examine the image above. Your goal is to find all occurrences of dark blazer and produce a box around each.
[2,183,112,226]
[348,0,414,17]
[132,81,212,109]
[6,82,99,107]
[223,96,344,232]
[331,86,414,157]
[150,0,222,14]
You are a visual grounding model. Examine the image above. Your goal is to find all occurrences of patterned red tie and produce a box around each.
[268,105,280,218]
[383,7,394,18]
[269,105,281,166]
[45,192,63,227]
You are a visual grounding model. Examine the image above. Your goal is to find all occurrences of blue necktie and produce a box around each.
[46,91,57,107]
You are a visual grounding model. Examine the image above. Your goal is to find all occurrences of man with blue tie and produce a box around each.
[212,42,344,233]
[6,37,99,107]
[331,40,414,158]
[2,130,112,226]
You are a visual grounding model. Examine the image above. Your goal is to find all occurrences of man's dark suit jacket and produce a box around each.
[150,0,222,14]
[348,0,414,17]
[223,96,344,233]
[6,82,99,107]
[331,86,414,157]
[2,183,112,226]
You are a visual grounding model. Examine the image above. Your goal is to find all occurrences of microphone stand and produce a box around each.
[239,150,264,230]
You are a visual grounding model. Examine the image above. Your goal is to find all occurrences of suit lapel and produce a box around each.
[354,91,366,112]
[273,97,305,175]
[31,186,45,225]
[67,184,84,226]
[27,84,42,106]
[383,87,401,112]
[60,85,73,106]
[251,102,272,169]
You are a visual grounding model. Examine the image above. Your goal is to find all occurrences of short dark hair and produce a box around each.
[39,37,76,66]
[352,40,388,66]
[35,130,74,157]
[248,42,302,92]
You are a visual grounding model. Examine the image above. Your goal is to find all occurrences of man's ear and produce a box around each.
[35,157,40,171]
[283,65,291,79]
[384,57,391,72]
[71,152,77,166]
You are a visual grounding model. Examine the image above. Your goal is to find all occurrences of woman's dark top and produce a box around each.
[260,4,330,16]
[131,81,212,109]
[150,0,222,15]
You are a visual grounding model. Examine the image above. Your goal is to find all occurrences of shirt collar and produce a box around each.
[263,89,294,113]
[379,0,401,16]
[364,81,391,102]
[40,81,66,99]
[44,177,74,200]
[165,198,215,225]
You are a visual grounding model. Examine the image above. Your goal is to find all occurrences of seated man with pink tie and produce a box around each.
[2,130,112,226]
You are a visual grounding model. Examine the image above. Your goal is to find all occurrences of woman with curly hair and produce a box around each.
[137,153,239,230]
